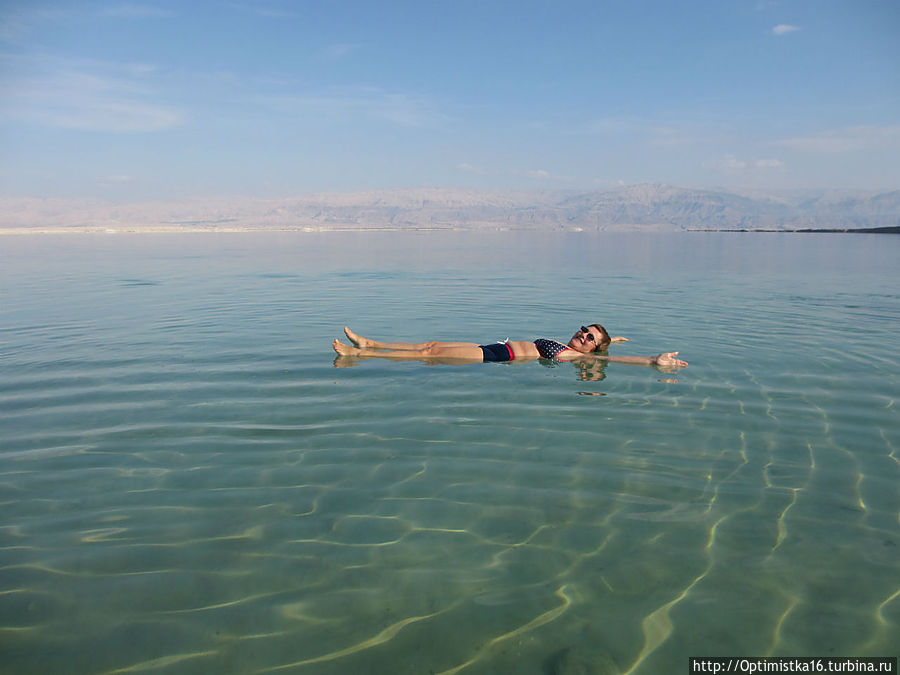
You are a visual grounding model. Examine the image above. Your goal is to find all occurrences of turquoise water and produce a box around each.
[1,232,898,674]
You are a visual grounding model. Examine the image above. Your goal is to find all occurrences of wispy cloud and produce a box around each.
[100,4,176,19]
[717,155,748,170]
[0,55,184,133]
[584,117,639,136]
[457,163,486,175]
[776,125,900,152]
[227,3,301,19]
[260,86,447,129]
[374,92,443,127]
[98,174,137,190]
[0,6,67,42]
[585,117,726,148]
[26,94,182,133]
[710,155,784,171]
[772,24,800,35]
[1,3,174,40]
[513,168,576,184]
[648,125,705,146]
[318,43,363,61]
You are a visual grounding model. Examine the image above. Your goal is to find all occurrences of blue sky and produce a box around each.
[1,0,898,200]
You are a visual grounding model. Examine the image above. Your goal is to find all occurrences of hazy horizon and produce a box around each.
[2,183,897,233]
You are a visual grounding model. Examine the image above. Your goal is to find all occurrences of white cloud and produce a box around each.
[517,169,577,184]
[584,117,725,149]
[718,155,747,170]
[372,93,440,127]
[777,125,900,153]
[1,4,173,40]
[649,125,702,146]
[100,4,176,19]
[261,87,446,129]
[457,163,486,175]
[772,24,800,35]
[227,3,300,19]
[0,55,184,133]
[586,117,636,134]
[0,7,67,41]
[37,101,182,132]
[98,175,137,190]
[711,155,784,171]
[318,43,363,61]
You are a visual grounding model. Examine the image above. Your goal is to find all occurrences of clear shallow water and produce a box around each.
[1,232,898,674]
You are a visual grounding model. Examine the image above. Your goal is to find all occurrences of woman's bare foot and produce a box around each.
[343,327,372,349]
[332,339,361,356]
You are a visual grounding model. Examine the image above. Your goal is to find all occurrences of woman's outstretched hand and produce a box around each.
[653,352,688,368]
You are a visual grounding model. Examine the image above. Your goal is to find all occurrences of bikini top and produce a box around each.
[533,339,572,360]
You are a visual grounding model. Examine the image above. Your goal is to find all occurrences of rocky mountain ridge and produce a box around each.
[2,184,897,232]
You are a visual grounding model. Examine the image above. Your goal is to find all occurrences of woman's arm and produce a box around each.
[562,351,688,368]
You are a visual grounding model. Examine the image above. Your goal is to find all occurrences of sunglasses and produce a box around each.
[580,326,595,342]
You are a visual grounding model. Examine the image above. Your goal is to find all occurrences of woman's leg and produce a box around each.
[333,339,483,362]
[343,327,477,351]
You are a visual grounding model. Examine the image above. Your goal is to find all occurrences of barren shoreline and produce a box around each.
[3,225,896,236]
[0,225,521,235]
[2,185,897,235]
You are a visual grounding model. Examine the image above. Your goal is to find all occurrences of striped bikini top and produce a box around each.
[533,339,572,360]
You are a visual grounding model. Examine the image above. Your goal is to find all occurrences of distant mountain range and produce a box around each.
[2,184,898,232]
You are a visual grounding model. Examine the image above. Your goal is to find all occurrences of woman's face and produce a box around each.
[568,325,603,353]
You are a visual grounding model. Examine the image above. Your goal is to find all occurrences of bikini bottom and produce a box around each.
[479,342,514,362]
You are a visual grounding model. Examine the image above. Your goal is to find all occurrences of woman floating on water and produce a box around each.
[332,325,687,369]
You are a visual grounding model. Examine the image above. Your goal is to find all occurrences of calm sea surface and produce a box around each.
[1,231,898,674]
